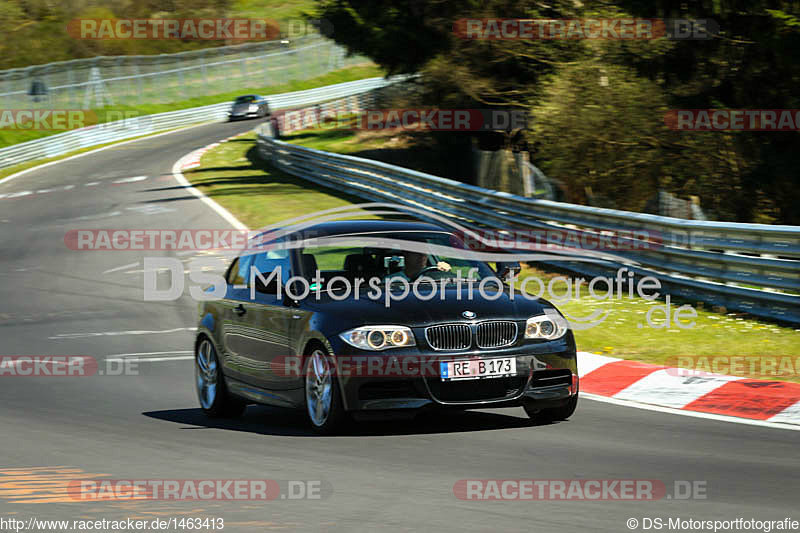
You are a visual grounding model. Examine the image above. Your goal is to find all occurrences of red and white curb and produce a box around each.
[180,134,241,170]
[578,352,800,428]
[180,146,215,169]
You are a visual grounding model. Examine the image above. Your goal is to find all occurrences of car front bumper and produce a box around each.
[228,111,260,120]
[329,340,578,412]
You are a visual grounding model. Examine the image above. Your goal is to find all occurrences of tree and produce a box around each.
[317,0,800,223]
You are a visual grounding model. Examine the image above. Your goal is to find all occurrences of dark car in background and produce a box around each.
[194,220,578,434]
[228,94,270,121]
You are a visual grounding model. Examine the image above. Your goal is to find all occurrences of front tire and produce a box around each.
[304,347,347,435]
[195,337,246,418]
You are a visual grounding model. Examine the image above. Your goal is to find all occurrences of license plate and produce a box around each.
[440,357,516,381]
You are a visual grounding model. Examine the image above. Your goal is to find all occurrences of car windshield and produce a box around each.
[298,231,495,286]
[234,95,257,103]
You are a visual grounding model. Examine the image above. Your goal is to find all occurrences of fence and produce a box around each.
[256,129,800,325]
[0,76,408,171]
[0,36,363,110]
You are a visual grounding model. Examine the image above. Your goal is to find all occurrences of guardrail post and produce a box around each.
[200,49,208,95]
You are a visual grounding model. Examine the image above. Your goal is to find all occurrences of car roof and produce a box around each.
[263,219,452,239]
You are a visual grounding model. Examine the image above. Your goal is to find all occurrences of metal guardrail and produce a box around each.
[256,133,800,324]
[0,76,408,171]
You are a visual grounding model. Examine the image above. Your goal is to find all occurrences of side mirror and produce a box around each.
[496,261,522,279]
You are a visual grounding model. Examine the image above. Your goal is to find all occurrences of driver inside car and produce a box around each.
[385,249,451,281]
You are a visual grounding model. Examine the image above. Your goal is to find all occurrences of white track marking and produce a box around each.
[115,356,194,363]
[105,351,193,363]
[125,204,175,215]
[71,210,122,221]
[113,175,148,184]
[581,393,800,431]
[5,191,32,198]
[172,149,248,231]
[102,262,141,274]
[85,182,100,187]
[49,327,197,339]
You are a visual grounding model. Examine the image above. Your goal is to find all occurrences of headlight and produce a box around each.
[525,311,568,340]
[339,326,416,351]
[248,104,259,112]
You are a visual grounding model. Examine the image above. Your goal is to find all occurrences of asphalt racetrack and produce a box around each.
[1,120,797,532]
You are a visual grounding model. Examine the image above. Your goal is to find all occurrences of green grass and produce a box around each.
[516,266,800,381]
[231,0,316,22]
[288,126,396,153]
[0,65,383,148]
[184,132,379,229]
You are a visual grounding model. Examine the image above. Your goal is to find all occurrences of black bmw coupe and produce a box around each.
[194,220,578,433]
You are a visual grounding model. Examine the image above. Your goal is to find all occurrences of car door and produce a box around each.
[231,248,294,391]
[218,253,259,384]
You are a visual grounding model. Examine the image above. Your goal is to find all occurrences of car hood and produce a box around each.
[300,286,552,327]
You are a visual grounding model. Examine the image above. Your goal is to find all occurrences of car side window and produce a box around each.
[226,254,254,287]
[251,249,291,285]
[225,258,239,285]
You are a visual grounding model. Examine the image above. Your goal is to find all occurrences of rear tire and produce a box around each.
[195,337,246,418]
[524,393,578,423]
[304,346,347,435]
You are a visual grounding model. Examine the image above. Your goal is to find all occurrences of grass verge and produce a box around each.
[517,267,800,381]
[184,132,378,229]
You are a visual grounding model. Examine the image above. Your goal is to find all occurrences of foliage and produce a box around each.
[0,0,316,69]
[316,0,800,223]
